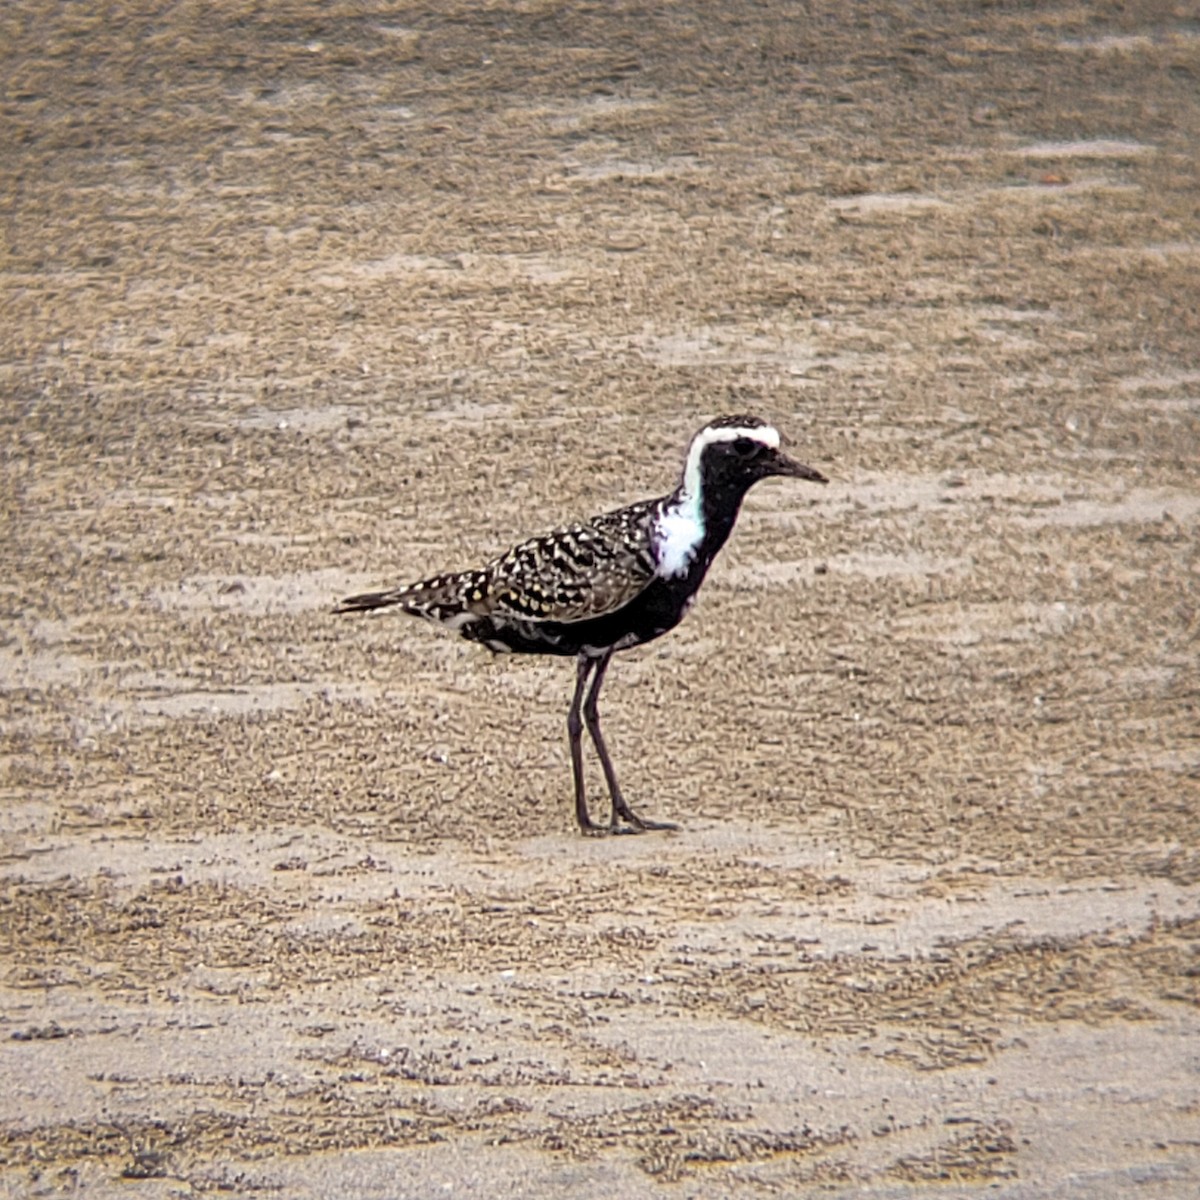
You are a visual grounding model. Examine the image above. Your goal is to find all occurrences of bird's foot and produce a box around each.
[609,811,679,835]
[576,816,678,836]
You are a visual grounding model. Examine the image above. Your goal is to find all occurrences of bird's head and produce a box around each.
[682,414,828,500]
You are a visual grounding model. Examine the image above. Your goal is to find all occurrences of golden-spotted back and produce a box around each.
[485,502,659,624]
[335,499,662,631]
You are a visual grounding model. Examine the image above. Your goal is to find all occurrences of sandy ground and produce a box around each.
[2,1,1199,1195]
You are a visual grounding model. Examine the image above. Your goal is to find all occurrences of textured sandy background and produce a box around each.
[2,1,1198,1195]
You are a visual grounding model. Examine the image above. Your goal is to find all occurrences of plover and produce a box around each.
[336,415,827,834]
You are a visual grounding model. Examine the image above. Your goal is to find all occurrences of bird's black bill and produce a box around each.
[770,450,828,485]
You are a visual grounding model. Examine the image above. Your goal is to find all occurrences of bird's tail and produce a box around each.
[334,569,489,624]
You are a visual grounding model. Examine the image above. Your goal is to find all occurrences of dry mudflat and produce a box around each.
[2,1,1199,1196]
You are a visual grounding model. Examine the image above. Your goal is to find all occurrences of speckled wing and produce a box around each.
[483,499,661,624]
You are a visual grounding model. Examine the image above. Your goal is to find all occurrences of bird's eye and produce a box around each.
[732,437,761,458]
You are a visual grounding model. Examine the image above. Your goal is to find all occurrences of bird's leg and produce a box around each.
[569,655,606,835]
[580,652,635,829]
[582,651,678,834]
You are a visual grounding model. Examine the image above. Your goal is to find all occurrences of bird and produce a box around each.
[336,414,828,835]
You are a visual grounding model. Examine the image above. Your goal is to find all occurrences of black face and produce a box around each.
[706,436,828,486]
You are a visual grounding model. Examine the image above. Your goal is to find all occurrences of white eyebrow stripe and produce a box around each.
[681,423,780,500]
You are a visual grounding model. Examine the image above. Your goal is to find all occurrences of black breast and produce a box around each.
[463,570,702,658]
[462,497,743,658]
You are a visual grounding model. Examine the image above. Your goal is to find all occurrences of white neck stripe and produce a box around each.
[655,422,780,579]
